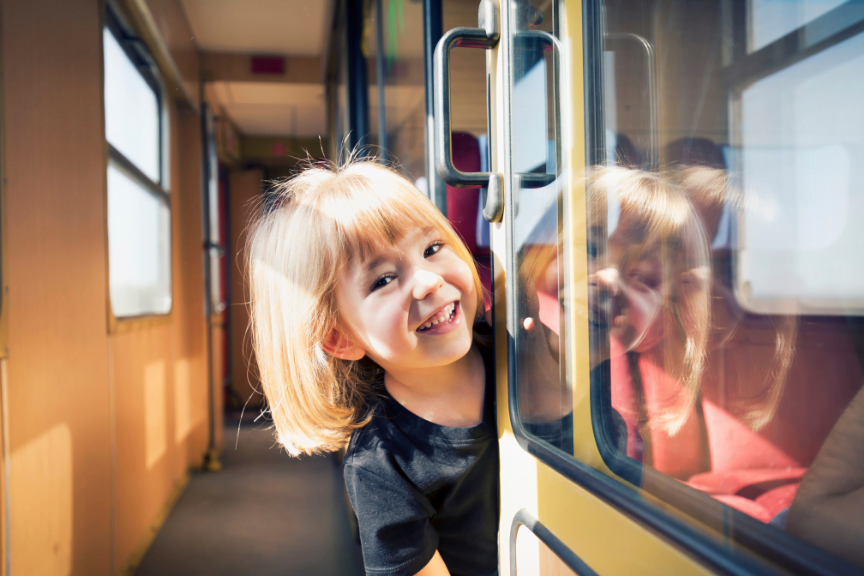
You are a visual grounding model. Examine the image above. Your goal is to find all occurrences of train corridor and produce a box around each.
[134,417,364,576]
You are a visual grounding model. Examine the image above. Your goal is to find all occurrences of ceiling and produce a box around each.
[180,0,332,56]
[180,0,333,138]
[209,81,326,137]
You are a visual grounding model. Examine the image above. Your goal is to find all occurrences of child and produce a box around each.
[247,158,498,576]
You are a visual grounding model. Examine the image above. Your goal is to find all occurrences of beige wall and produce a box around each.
[1,0,214,574]
[3,1,113,573]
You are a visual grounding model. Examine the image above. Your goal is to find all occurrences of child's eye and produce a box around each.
[424,241,444,258]
[370,274,395,292]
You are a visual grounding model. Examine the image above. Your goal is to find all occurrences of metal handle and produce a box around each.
[512,29,563,190]
[433,0,504,222]
[605,32,658,171]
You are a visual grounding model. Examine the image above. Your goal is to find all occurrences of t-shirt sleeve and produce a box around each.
[344,462,439,575]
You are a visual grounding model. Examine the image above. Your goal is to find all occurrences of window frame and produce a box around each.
[504,0,863,575]
[103,5,173,327]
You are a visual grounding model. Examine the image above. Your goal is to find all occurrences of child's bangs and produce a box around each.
[328,174,455,266]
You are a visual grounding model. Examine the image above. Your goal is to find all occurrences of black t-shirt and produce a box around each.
[343,344,499,576]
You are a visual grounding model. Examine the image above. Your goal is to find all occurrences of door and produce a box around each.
[481,0,864,573]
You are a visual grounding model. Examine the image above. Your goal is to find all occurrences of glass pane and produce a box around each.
[748,0,846,52]
[108,164,171,316]
[104,28,160,183]
[582,0,864,566]
[509,1,574,454]
[379,0,426,181]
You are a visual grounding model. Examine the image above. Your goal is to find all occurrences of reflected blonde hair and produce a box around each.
[247,157,483,456]
[673,165,797,431]
[588,167,712,435]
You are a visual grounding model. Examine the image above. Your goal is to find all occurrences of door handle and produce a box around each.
[433,0,504,223]
[512,29,563,191]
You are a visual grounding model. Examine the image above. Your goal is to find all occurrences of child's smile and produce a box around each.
[333,227,478,374]
[416,301,458,333]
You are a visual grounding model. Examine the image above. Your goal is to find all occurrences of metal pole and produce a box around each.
[423,0,447,215]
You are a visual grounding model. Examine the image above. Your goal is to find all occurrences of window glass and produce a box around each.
[107,165,171,316]
[104,22,171,318]
[736,32,864,314]
[586,0,864,566]
[509,1,573,454]
[509,0,864,568]
[379,0,426,179]
[103,28,160,184]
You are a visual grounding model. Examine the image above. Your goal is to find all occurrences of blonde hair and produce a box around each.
[247,157,484,456]
[588,166,712,435]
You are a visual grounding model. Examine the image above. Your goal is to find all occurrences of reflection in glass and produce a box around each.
[543,0,864,565]
[507,0,864,558]
[510,0,575,455]
[736,31,864,314]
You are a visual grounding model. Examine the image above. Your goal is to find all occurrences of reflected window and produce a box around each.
[104,20,171,317]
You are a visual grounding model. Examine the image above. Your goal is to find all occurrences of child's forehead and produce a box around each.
[355,225,439,257]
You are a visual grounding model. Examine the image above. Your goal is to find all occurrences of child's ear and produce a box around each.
[321,328,366,361]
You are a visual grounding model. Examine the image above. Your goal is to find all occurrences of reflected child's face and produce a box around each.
[588,223,664,358]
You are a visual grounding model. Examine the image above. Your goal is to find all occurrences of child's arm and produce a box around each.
[414,551,451,576]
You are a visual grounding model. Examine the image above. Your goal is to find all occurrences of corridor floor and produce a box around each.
[135,419,365,576]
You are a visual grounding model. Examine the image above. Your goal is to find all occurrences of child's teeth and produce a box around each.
[418,304,457,331]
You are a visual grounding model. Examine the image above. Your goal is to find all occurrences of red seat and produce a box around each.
[447,132,491,313]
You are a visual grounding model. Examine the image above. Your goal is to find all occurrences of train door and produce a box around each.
[437,0,864,573]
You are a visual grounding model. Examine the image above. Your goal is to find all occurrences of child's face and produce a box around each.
[334,227,478,374]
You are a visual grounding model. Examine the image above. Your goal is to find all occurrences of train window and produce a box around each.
[508,0,864,569]
[583,0,864,568]
[365,0,426,179]
[103,20,172,318]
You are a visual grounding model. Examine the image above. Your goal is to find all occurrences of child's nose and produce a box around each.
[412,269,445,300]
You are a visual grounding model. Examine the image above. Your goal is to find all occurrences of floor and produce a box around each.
[135,418,365,576]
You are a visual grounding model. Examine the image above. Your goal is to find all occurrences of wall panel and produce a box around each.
[1,0,113,574]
